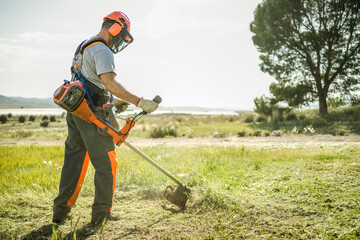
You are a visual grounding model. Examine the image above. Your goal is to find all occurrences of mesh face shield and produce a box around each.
[111,29,134,54]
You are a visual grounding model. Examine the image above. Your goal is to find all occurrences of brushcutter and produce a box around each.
[53,80,190,208]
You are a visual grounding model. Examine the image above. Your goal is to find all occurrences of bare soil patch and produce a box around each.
[6,135,360,147]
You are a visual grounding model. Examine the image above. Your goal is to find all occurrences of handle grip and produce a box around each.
[153,95,162,104]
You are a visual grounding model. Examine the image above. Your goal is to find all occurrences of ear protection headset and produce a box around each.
[108,18,126,37]
[103,11,133,53]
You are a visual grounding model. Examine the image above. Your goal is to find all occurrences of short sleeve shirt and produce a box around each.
[80,36,116,91]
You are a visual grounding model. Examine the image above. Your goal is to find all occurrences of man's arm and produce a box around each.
[100,72,159,113]
[100,72,140,105]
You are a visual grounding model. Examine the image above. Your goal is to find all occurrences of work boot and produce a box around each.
[91,215,108,226]
[52,216,70,225]
[91,214,119,226]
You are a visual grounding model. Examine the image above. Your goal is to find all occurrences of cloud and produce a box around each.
[136,0,246,39]
[18,32,87,44]
[0,43,44,72]
[0,33,75,73]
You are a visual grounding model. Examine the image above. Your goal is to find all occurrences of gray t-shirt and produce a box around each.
[81,37,116,91]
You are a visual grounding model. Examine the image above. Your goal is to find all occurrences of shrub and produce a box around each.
[311,118,327,128]
[29,115,36,122]
[50,116,56,122]
[0,114,8,124]
[285,113,297,121]
[237,130,246,137]
[253,130,262,137]
[299,114,306,120]
[7,113,12,119]
[150,125,178,138]
[256,116,266,122]
[40,120,50,127]
[244,115,254,123]
[304,125,315,134]
[213,131,228,138]
[18,115,26,123]
[270,130,282,137]
[264,131,271,137]
[291,127,299,134]
[336,128,349,136]
[42,115,49,121]
[300,119,312,127]
[11,130,33,139]
[348,107,360,122]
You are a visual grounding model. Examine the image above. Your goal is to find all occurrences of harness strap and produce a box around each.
[72,38,114,110]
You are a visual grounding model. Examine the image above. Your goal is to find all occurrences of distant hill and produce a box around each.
[0,95,56,109]
[0,95,245,113]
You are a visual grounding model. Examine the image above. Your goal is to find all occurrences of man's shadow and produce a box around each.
[21,223,98,240]
[21,224,57,240]
[63,223,98,240]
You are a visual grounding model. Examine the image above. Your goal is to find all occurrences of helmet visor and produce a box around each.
[111,29,134,53]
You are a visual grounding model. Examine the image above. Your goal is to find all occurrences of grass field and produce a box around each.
[1,139,360,239]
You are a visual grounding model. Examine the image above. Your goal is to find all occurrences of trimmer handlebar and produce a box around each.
[116,95,162,121]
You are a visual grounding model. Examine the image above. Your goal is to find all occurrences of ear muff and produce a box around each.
[108,22,122,37]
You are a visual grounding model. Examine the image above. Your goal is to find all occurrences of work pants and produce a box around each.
[53,112,117,222]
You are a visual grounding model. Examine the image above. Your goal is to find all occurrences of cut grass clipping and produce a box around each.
[0,143,360,239]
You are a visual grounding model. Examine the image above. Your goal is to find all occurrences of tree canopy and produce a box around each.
[251,0,360,114]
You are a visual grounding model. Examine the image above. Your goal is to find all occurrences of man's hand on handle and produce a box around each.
[114,98,130,113]
[137,97,159,113]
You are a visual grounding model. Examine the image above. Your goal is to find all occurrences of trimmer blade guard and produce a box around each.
[164,185,191,209]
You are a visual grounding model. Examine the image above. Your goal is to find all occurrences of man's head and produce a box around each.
[102,11,134,54]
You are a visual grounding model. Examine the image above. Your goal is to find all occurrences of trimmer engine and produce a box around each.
[53,81,86,112]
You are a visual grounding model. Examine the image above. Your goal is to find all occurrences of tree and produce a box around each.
[251,0,360,114]
[18,115,26,123]
[0,115,8,124]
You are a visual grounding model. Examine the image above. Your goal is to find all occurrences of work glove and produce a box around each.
[137,97,158,113]
[114,98,130,113]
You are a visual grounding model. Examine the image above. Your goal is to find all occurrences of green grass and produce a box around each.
[3,106,360,142]
[1,142,360,239]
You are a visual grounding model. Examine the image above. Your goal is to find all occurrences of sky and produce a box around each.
[0,0,270,110]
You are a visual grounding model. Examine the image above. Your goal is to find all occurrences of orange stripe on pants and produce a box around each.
[67,151,90,207]
[108,150,117,200]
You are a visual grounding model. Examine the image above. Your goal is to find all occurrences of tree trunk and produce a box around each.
[318,92,328,115]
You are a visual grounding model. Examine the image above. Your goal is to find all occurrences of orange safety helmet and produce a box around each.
[103,11,134,53]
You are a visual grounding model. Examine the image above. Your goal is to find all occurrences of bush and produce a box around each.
[42,115,49,121]
[7,113,12,119]
[304,125,315,134]
[285,113,297,121]
[253,130,262,137]
[40,120,50,127]
[237,130,246,137]
[336,128,349,136]
[150,125,178,138]
[300,119,312,127]
[11,130,33,139]
[264,131,271,137]
[256,116,266,122]
[29,115,36,122]
[244,115,254,123]
[311,118,327,128]
[18,115,26,123]
[213,131,228,138]
[50,116,56,122]
[299,114,306,120]
[0,114,8,124]
[270,130,282,137]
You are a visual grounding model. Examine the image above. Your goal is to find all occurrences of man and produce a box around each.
[53,11,158,225]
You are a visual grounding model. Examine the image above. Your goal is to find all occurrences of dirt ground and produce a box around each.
[3,135,360,147]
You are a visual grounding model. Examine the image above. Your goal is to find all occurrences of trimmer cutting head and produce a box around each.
[164,185,191,209]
